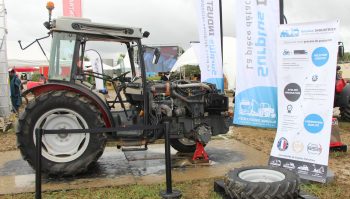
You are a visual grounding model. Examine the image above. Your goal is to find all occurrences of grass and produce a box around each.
[301,181,349,199]
[2,179,222,199]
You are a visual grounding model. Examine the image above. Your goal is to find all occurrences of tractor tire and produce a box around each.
[340,106,350,122]
[171,138,198,153]
[224,166,300,199]
[16,91,107,176]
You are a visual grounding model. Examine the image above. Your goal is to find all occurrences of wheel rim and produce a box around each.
[33,108,90,163]
[178,138,196,146]
[238,169,285,182]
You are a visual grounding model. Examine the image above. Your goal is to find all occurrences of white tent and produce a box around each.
[83,61,115,71]
[172,36,236,91]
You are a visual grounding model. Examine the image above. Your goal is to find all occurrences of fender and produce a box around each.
[22,82,115,128]
[335,84,350,108]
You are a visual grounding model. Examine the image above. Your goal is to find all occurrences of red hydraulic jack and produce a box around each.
[192,141,210,163]
[330,118,348,152]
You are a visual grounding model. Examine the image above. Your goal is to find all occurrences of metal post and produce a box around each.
[160,121,181,199]
[279,0,284,24]
[35,128,42,199]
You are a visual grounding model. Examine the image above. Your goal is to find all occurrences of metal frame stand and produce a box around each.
[35,129,42,199]
[34,123,181,199]
[160,121,182,199]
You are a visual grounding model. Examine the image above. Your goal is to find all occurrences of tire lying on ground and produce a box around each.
[16,91,107,176]
[224,166,300,199]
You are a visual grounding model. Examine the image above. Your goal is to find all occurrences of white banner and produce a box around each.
[196,0,223,91]
[269,20,340,183]
[85,51,104,91]
[234,0,280,128]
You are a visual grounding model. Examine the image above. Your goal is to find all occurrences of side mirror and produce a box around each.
[338,42,344,58]
[152,48,160,64]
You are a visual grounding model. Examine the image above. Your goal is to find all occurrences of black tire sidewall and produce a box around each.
[170,138,196,153]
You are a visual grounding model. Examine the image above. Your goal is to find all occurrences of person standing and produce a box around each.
[8,68,22,113]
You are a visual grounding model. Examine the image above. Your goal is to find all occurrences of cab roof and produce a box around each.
[52,17,144,39]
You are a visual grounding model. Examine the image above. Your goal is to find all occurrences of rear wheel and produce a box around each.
[17,91,107,176]
[340,105,350,121]
[224,166,300,199]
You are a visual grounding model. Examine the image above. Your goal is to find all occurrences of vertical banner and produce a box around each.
[63,0,82,17]
[269,20,339,183]
[85,51,104,90]
[234,0,280,128]
[196,0,223,91]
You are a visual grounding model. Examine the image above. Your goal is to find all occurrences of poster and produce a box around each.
[234,0,280,128]
[196,0,223,91]
[269,20,340,183]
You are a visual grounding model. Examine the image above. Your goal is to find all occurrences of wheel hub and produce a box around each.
[238,169,286,183]
[33,108,90,163]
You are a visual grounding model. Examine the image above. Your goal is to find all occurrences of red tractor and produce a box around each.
[17,13,231,176]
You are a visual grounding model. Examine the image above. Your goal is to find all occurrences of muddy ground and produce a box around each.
[1,117,350,198]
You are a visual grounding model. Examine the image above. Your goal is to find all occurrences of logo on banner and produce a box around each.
[277,137,289,151]
[312,47,329,67]
[304,114,324,134]
[284,83,301,102]
[293,141,304,153]
[307,143,323,155]
[280,28,300,37]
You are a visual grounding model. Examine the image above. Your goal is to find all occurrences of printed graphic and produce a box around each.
[294,50,308,55]
[239,99,276,118]
[311,164,325,175]
[292,141,304,153]
[304,114,324,134]
[277,137,289,151]
[307,143,323,155]
[270,159,281,167]
[312,47,329,67]
[287,104,293,113]
[283,162,295,170]
[284,83,301,102]
[297,165,309,172]
[280,28,300,37]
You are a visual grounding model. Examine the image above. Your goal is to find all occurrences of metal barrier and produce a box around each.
[34,122,181,199]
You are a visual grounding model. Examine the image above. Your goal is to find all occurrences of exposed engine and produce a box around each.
[125,79,230,144]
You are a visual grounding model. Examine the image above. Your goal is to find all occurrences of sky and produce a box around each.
[2,0,350,61]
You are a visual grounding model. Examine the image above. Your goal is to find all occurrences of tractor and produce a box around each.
[17,4,231,176]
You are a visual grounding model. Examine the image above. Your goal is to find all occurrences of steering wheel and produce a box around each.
[112,71,130,82]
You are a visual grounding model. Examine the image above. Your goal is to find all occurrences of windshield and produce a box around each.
[49,32,77,81]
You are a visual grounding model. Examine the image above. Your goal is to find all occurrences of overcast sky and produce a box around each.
[3,0,350,60]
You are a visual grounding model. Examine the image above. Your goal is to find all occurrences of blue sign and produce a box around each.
[312,47,329,67]
[304,114,324,134]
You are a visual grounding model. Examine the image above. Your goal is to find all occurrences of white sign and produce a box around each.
[196,0,223,91]
[269,20,340,183]
[85,51,104,91]
[234,0,280,128]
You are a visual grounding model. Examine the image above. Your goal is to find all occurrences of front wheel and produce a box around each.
[170,138,198,153]
[224,166,300,199]
[17,91,107,176]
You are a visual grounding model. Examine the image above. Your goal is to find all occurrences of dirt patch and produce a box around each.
[0,131,17,152]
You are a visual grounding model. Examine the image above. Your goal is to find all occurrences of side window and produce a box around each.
[49,32,77,81]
